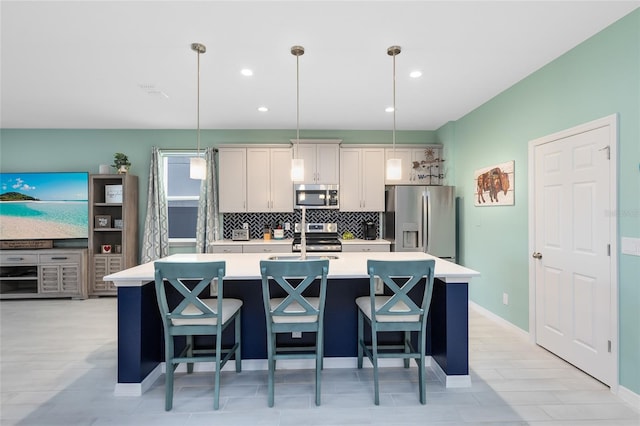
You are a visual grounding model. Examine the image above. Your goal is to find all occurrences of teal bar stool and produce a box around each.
[154,261,242,411]
[355,259,436,405]
[259,259,329,407]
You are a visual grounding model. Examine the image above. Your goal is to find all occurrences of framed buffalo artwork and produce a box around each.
[474,160,514,206]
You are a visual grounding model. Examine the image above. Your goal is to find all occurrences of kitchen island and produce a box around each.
[106,252,479,396]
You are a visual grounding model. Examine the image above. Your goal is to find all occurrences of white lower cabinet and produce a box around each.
[341,243,390,253]
[210,242,292,254]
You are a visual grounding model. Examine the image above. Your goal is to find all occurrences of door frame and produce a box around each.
[527,113,618,390]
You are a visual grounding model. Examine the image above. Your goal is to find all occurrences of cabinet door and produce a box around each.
[296,144,317,184]
[316,144,339,184]
[269,148,293,212]
[40,265,62,293]
[242,243,291,253]
[219,148,247,212]
[339,148,363,211]
[246,148,272,212]
[93,255,122,293]
[59,264,81,293]
[361,148,385,211]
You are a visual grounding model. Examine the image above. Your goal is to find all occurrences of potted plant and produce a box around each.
[112,152,131,174]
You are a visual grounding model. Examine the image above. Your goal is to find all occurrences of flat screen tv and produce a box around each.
[0,172,89,241]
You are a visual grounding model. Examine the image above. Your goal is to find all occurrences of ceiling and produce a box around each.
[1,1,638,131]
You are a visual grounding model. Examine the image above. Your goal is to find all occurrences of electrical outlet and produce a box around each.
[502,292,509,305]
[292,331,302,338]
[284,222,291,231]
[242,223,249,230]
[374,277,384,295]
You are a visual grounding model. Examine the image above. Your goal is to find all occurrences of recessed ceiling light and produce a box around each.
[385,106,394,113]
[241,68,254,76]
[409,70,422,78]
[257,106,268,112]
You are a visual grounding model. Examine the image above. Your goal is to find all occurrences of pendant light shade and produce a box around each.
[189,42,207,180]
[291,45,305,182]
[386,45,402,181]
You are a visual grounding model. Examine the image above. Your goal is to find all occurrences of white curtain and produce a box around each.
[141,146,169,263]
[195,147,220,253]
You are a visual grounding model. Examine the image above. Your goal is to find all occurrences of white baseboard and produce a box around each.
[617,385,640,413]
[469,301,529,339]
[113,364,162,396]
[114,356,471,395]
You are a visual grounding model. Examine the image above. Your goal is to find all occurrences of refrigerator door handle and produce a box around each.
[423,192,430,253]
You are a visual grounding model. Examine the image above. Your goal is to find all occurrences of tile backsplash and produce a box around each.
[223,211,381,240]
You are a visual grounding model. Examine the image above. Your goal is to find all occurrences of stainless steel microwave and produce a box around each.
[294,184,339,209]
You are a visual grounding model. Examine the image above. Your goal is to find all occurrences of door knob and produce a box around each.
[532,252,542,259]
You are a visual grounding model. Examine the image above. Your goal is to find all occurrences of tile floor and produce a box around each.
[1,298,638,425]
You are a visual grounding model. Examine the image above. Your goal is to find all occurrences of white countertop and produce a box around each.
[209,238,389,245]
[340,238,390,245]
[105,251,479,287]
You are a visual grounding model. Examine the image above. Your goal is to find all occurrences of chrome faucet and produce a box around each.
[300,207,307,260]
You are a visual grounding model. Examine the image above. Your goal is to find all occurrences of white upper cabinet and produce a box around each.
[384,145,444,185]
[293,139,340,184]
[246,147,293,212]
[340,147,385,212]
[219,145,293,213]
[219,147,247,212]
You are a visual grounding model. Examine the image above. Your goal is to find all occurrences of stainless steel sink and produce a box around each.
[267,255,339,261]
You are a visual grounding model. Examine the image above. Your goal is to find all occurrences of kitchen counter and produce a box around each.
[107,252,479,396]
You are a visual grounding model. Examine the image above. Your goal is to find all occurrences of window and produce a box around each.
[161,152,203,241]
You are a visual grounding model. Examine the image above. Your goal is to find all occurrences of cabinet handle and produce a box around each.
[7,257,24,261]
[263,248,272,252]
[362,248,371,252]
[51,257,68,260]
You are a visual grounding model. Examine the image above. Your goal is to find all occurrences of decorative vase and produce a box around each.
[117,165,129,174]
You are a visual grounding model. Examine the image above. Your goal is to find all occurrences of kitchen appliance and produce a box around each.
[232,229,250,241]
[362,221,376,240]
[384,185,456,261]
[292,222,342,252]
[294,184,339,209]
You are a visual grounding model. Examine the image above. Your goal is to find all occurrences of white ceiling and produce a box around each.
[1,1,638,131]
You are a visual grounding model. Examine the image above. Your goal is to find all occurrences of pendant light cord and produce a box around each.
[197,49,201,156]
[392,50,396,154]
[296,52,300,159]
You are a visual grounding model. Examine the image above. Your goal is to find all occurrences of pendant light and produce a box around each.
[386,45,402,181]
[189,42,207,180]
[290,45,305,182]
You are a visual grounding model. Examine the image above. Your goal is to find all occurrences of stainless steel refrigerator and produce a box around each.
[384,185,456,262]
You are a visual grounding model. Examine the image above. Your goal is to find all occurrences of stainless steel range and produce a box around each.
[292,222,342,252]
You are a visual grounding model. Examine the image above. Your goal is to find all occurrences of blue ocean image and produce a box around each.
[0,172,89,239]
[0,201,89,228]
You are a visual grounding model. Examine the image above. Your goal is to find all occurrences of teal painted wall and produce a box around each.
[437,10,639,394]
[0,129,434,250]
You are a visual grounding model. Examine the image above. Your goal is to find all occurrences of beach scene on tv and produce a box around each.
[0,172,89,240]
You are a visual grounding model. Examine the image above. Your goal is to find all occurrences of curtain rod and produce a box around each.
[159,148,218,154]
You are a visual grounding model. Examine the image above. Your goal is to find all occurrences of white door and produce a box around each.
[530,115,617,386]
